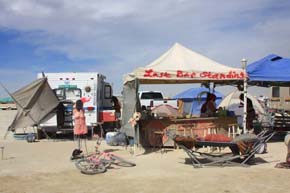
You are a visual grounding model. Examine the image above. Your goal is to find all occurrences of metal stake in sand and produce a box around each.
[0,146,4,160]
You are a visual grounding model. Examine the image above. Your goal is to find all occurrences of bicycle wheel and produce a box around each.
[110,154,136,167]
[75,158,106,175]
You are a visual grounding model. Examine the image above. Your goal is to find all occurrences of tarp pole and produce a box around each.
[134,79,140,146]
[241,59,248,133]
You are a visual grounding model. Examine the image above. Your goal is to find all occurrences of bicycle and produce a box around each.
[75,136,136,175]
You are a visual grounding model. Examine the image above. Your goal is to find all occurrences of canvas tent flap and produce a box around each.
[247,54,290,86]
[121,79,140,137]
[124,43,246,84]
[8,78,59,131]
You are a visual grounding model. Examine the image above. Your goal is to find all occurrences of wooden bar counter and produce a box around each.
[139,116,238,147]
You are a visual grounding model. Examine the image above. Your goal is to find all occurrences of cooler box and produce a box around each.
[106,132,118,145]
[99,110,116,122]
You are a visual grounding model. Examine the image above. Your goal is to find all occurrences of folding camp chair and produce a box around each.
[166,130,276,168]
[238,130,276,165]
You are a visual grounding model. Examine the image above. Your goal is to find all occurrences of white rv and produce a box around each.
[37,72,116,135]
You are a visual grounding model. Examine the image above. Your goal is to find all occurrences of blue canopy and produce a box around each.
[173,87,224,116]
[174,87,223,100]
[247,54,290,86]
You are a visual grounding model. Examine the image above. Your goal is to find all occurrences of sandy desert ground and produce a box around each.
[1,110,290,193]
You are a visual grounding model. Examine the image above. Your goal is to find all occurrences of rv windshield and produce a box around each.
[54,88,82,101]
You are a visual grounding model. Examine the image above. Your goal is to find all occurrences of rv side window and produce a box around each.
[104,85,112,99]
[272,87,280,97]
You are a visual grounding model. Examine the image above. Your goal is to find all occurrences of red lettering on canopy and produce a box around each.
[183,72,190,78]
[160,72,171,78]
[211,73,219,79]
[200,72,208,78]
[220,73,226,79]
[152,71,159,77]
[226,71,233,79]
[199,71,245,80]
[143,69,171,78]
[176,70,183,78]
[176,70,197,78]
[144,69,154,77]
[144,69,245,80]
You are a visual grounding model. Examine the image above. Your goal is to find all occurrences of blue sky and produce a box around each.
[0,0,290,98]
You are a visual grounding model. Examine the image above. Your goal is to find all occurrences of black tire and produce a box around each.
[110,155,136,167]
[75,158,106,175]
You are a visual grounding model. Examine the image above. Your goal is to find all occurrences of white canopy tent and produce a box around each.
[124,43,245,84]
[122,43,246,141]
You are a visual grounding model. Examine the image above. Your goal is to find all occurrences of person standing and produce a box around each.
[285,134,290,163]
[73,99,88,149]
[239,94,256,131]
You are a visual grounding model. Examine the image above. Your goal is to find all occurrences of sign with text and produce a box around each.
[143,69,246,80]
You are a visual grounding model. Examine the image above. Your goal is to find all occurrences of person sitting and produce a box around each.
[287,134,290,163]
[111,96,121,117]
[111,96,121,129]
[200,93,217,117]
[274,133,290,168]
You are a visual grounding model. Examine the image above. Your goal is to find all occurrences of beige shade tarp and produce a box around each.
[8,78,59,131]
[124,43,246,84]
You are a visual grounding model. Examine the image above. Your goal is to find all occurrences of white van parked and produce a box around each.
[138,91,178,110]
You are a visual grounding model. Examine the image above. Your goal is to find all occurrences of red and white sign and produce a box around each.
[143,69,246,80]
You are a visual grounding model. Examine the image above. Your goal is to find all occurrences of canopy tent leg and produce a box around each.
[241,58,248,133]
